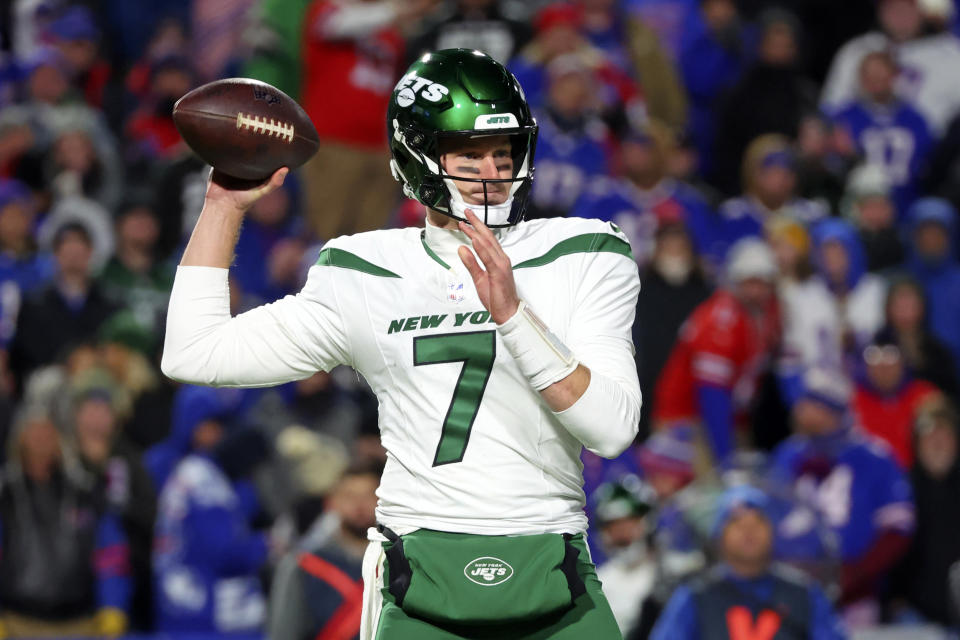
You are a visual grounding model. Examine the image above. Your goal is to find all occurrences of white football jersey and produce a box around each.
[162,217,641,535]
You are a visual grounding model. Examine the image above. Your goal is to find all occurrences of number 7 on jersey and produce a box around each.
[413,331,496,466]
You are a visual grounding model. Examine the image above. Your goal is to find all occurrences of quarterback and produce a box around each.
[162,50,641,638]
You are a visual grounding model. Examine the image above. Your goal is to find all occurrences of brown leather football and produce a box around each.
[173,78,319,181]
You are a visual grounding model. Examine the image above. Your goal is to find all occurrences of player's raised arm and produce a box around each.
[459,210,642,459]
[162,167,351,388]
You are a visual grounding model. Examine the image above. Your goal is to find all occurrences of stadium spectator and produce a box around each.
[767,215,843,405]
[712,10,818,196]
[145,384,246,492]
[714,135,828,270]
[623,0,696,60]
[905,197,960,375]
[0,406,131,637]
[243,0,314,98]
[71,386,157,631]
[407,0,532,64]
[822,0,960,134]
[526,53,611,219]
[841,164,905,272]
[810,218,887,362]
[853,334,938,468]
[508,3,647,134]
[152,411,269,635]
[831,50,933,215]
[793,114,856,214]
[231,181,305,309]
[592,475,658,639]
[298,0,435,241]
[651,485,845,640]
[878,277,959,402]
[45,6,112,111]
[99,197,173,342]
[571,121,716,267]
[923,109,960,216]
[10,222,118,384]
[653,239,781,463]
[190,0,258,83]
[894,398,960,627]
[124,55,192,169]
[0,178,54,344]
[578,0,634,73]
[771,368,914,625]
[633,224,712,434]
[268,462,379,640]
[678,0,750,178]
[45,110,123,211]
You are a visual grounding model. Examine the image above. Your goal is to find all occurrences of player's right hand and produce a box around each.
[205,167,289,215]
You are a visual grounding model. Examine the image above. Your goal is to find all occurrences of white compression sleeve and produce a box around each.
[496,300,579,391]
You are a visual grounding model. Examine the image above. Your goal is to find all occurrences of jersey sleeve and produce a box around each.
[869,448,915,535]
[552,224,643,458]
[161,263,351,387]
[688,299,744,389]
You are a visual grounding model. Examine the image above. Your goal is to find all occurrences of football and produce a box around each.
[173,77,319,181]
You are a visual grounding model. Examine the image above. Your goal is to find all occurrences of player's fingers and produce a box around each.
[464,208,508,261]
[458,246,484,282]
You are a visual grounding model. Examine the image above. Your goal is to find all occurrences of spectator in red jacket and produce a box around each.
[299,0,438,241]
[854,334,939,468]
[653,238,781,463]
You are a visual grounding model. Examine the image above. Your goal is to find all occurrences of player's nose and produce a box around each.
[479,155,499,179]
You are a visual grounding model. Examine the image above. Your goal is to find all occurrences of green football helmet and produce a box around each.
[387,49,538,227]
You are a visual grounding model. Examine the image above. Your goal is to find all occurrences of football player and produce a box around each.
[162,49,641,638]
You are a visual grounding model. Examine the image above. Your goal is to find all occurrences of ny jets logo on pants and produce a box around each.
[395,71,450,108]
[464,557,514,586]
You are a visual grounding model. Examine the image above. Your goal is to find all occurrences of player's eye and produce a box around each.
[461,152,481,160]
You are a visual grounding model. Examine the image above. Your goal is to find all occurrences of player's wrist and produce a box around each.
[492,299,521,325]
[496,300,579,391]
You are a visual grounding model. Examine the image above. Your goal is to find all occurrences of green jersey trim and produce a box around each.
[420,230,452,270]
[315,247,402,278]
[513,233,633,269]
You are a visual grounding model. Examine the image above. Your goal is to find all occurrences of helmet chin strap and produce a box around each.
[443,178,515,226]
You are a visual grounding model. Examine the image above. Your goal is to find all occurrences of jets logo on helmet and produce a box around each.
[387,49,538,228]
[395,71,451,108]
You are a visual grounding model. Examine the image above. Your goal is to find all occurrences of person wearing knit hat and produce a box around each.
[592,475,658,638]
[770,367,915,623]
[653,238,781,463]
[651,484,844,640]
[841,164,905,272]
[766,215,845,407]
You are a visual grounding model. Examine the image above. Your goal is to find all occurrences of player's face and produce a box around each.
[440,135,514,206]
[720,509,772,572]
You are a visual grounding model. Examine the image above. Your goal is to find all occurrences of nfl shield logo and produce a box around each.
[447,281,465,303]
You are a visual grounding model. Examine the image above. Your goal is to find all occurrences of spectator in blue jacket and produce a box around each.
[905,198,960,375]
[831,50,933,218]
[651,485,845,640]
[570,120,716,268]
[152,393,269,636]
[144,384,247,492]
[770,368,914,626]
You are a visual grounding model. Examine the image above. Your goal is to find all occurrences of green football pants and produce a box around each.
[373,536,623,639]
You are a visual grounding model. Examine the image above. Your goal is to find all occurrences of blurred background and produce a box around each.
[2,0,960,638]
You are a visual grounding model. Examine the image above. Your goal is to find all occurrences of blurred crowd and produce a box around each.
[2,0,960,638]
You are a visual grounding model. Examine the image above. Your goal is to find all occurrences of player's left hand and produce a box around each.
[458,209,520,324]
